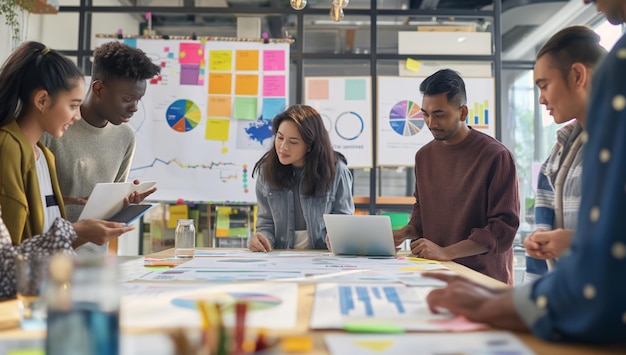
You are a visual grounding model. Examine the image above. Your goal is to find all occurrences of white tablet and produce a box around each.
[323,214,396,257]
[78,181,156,221]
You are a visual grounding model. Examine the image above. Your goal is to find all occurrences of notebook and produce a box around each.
[323,214,396,257]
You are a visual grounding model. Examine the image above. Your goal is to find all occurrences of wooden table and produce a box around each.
[1,249,624,355]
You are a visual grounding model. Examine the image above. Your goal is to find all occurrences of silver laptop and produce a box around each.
[323,214,396,257]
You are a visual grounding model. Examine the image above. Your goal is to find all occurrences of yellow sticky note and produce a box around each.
[405,58,421,73]
[8,350,44,355]
[399,267,427,271]
[209,50,232,71]
[281,336,313,353]
[168,204,189,229]
[406,257,442,264]
[205,118,230,141]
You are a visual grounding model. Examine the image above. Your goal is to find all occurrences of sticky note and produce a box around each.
[262,98,286,120]
[235,74,259,96]
[343,322,405,333]
[345,78,367,100]
[406,257,442,264]
[307,79,329,100]
[263,75,285,97]
[168,204,189,228]
[399,267,427,271]
[205,118,230,141]
[236,50,259,71]
[263,50,285,71]
[208,73,232,95]
[233,97,258,120]
[280,336,313,353]
[8,350,44,355]
[207,96,232,117]
[144,265,172,270]
[405,58,422,73]
[179,43,204,64]
[209,50,232,71]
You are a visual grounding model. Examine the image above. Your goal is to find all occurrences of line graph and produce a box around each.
[131,158,237,172]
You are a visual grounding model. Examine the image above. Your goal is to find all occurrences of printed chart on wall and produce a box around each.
[304,77,372,168]
[377,76,495,166]
[96,37,290,202]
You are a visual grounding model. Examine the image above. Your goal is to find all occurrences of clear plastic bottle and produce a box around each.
[46,255,120,355]
[175,219,196,258]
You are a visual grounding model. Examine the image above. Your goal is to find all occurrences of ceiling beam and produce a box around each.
[503,0,597,60]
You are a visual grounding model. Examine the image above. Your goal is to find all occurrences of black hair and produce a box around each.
[419,69,467,107]
[0,41,84,127]
[92,41,161,81]
[252,104,347,197]
[536,25,606,80]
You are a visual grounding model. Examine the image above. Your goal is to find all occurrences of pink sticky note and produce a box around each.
[263,75,285,97]
[263,50,285,71]
[179,43,204,65]
[429,316,488,332]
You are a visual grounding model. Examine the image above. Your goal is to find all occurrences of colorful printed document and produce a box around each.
[310,283,452,331]
[121,282,298,329]
[325,332,536,355]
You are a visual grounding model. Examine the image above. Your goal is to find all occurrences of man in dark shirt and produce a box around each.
[423,0,626,344]
[393,69,520,285]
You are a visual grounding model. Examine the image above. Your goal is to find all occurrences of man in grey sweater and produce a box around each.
[42,41,161,256]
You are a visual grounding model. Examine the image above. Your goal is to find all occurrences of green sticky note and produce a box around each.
[233,97,258,120]
[8,350,45,355]
[343,322,405,333]
[144,266,171,270]
[345,78,367,101]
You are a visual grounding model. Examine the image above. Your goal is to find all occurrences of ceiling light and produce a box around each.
[332,0,349,9]
[330,4,344,22]
[290,0,307,10]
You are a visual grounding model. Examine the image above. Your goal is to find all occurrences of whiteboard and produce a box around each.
[377,76,495,166]
[96,37,290,203]
[304,76,373,168]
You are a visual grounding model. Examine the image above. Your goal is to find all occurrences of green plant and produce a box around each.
[0,0,34,43]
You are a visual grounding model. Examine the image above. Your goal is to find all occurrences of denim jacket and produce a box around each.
[254,160,355,249]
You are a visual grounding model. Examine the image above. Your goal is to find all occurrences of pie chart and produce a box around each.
[389,100,424,136]
[166,99,201,132]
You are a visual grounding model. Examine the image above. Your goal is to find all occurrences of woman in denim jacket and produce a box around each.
[248,105,355,251]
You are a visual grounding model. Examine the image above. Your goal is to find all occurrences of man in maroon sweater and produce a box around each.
[393,69,520,285]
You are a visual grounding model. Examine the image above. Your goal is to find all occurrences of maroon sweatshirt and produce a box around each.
[409,128,520,284]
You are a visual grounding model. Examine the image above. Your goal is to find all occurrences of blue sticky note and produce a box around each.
[345,78,367,101]
[123,38,137,48]
[262,98,286,120]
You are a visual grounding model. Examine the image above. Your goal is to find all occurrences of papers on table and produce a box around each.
[325,332,536,355]
[138,268,304,282]
[121,282,298,330]
[138,252,449,285]
[310,283,452,331]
